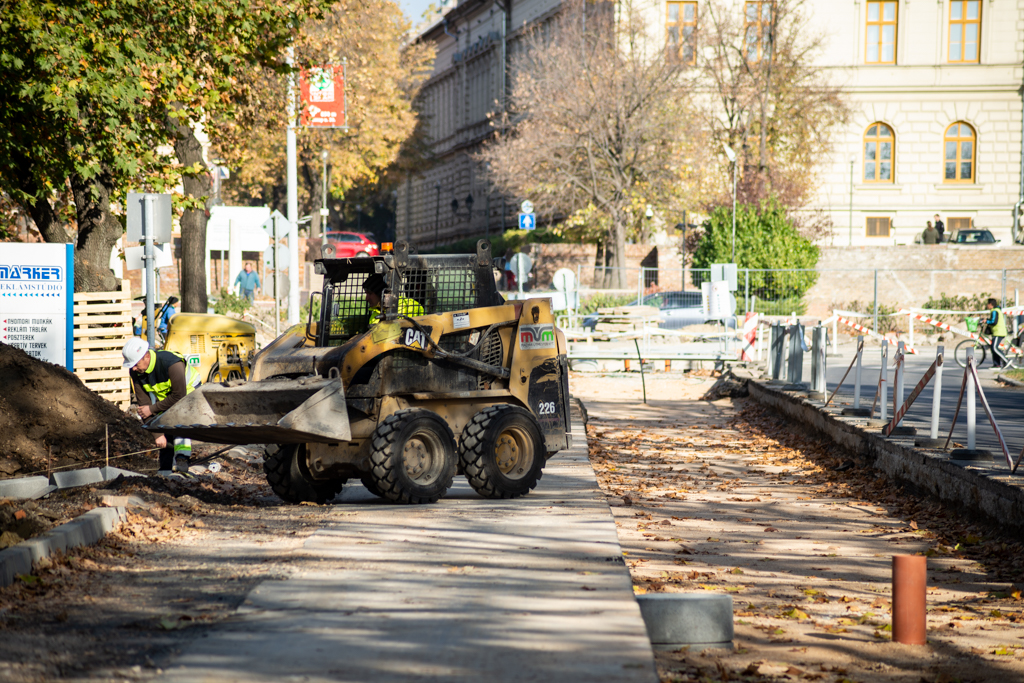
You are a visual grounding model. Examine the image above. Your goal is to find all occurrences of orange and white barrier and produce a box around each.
[738,312,759,361]
[898,308,1022,355]
[835,315,920,354]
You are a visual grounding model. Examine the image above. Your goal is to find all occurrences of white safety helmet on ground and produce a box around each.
[121,337,150,369]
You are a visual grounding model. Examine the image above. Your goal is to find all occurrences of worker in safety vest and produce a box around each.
[363,273,424,326]
[984,298,1009,369]
[122,337,201,475]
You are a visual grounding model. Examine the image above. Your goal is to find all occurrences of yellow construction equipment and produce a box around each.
[163,313,257,384]
[148,241,571,505]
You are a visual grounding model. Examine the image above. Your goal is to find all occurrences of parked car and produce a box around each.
[949,228,999,245]
[582,290,736,331]
[324,231,379,258]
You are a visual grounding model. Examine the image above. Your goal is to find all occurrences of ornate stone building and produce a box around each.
[399,0,1024,248]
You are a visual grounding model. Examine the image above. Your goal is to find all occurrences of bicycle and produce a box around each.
[954,316,1022,369]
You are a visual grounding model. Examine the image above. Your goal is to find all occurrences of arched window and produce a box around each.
[944,122,975,183]
[863,123,894,182]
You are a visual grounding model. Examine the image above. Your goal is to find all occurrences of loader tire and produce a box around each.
[459,405,545,499]
[368,409,456,504]
[360,475,386,499]
[263,444,345,504]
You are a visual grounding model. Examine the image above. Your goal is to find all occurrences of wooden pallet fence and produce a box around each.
[73,280,133,408]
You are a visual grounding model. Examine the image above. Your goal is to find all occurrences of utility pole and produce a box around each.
[849,156,855,246]
[723,144,737,263]
[286,46,299,325]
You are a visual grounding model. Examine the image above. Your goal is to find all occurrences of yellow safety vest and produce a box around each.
[135,350,201,404]
[369,298,425,325]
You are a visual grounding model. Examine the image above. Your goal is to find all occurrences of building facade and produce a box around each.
[396,0,565,249]
[400,0,1024,249]
[806,0,1024,245]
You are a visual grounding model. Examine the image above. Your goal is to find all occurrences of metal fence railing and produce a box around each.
[553,265,1024,325]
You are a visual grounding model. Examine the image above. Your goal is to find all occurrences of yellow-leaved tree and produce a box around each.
[210,0,434,233]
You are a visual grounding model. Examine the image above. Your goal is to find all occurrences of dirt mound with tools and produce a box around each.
[0,343,155,479]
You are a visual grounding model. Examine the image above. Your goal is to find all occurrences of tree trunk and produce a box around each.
[171,117,209,313]
[69,171,121,293]
[15,157,71,249]
[611,216,628,289]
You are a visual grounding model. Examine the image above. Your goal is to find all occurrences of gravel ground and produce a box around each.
[572,371,1024,683]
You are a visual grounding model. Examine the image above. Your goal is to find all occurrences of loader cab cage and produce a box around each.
[315,241,504,347]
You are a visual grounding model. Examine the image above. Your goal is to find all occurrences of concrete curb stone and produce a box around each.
[52,468,105,489]
[0,506,127,589]
[0,476,51,500]
[637,594,734,651]
[996,373,1024,388]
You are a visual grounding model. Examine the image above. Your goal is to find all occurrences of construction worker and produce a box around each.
[362,273,423,326]
[121,337,201,475]
[984,298,1008,369]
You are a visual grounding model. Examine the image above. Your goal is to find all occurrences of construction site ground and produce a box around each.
[572,370,1024,683]
[2,366,1024,682]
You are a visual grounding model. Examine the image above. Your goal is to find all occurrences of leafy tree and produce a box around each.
[692,197,819,300]
[211,0,434,239]
[0,0,333,297]
[478,0,711,288]
[700,0,849,236]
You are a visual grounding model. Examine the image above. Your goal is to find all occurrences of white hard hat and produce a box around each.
[122,337,150,369]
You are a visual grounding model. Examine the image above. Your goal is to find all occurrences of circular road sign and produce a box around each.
[520,200,534,215]
[553,268,576,292]
[509,252,533,277]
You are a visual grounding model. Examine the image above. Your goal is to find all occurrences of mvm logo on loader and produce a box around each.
[519,324,555,350]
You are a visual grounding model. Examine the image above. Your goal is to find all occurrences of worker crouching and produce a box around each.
[122,337,201,475]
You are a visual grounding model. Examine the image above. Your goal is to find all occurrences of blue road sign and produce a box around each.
[519,213,536,231]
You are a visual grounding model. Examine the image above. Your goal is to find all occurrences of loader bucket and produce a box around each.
[146,376,351,445]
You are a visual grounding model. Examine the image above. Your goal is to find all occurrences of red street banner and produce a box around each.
[299,65,347,128]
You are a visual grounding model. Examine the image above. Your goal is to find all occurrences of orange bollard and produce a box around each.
[892,555,927,645]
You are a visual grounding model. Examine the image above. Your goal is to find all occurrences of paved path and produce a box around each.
[157,421,657,683]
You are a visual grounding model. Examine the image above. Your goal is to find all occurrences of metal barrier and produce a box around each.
[883,345,942,438]
[943,348,1017,470]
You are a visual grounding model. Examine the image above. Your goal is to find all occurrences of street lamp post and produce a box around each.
[848,156,856,246]
[483,163,491,238]
[320,149,329,237]
[355,204,362,233]
[434,182,441,248]
[723,144,738,263]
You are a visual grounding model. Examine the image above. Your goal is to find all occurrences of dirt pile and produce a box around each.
[0,343,154,478]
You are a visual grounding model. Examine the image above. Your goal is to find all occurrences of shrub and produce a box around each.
[211,289,252,316]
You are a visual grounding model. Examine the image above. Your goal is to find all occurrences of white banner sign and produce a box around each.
[0,243,74,369]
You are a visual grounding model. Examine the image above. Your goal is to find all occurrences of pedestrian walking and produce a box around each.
[122,337,202,475]
[933,214,945,243]
[922,221,938,244]
[983,298,1008,369]
[233,262,261,301]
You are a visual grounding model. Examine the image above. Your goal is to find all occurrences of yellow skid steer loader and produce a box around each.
[147,240,571,504]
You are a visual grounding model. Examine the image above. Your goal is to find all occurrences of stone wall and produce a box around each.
[806,246,1024,316]
[528,241,685,292]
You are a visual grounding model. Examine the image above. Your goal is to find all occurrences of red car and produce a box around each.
[324,232,379,258]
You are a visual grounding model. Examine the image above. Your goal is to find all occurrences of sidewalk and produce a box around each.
[157,419,657,683]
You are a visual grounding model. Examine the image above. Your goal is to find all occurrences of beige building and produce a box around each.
[806,0,1024,246]
[400,0,1024,248]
